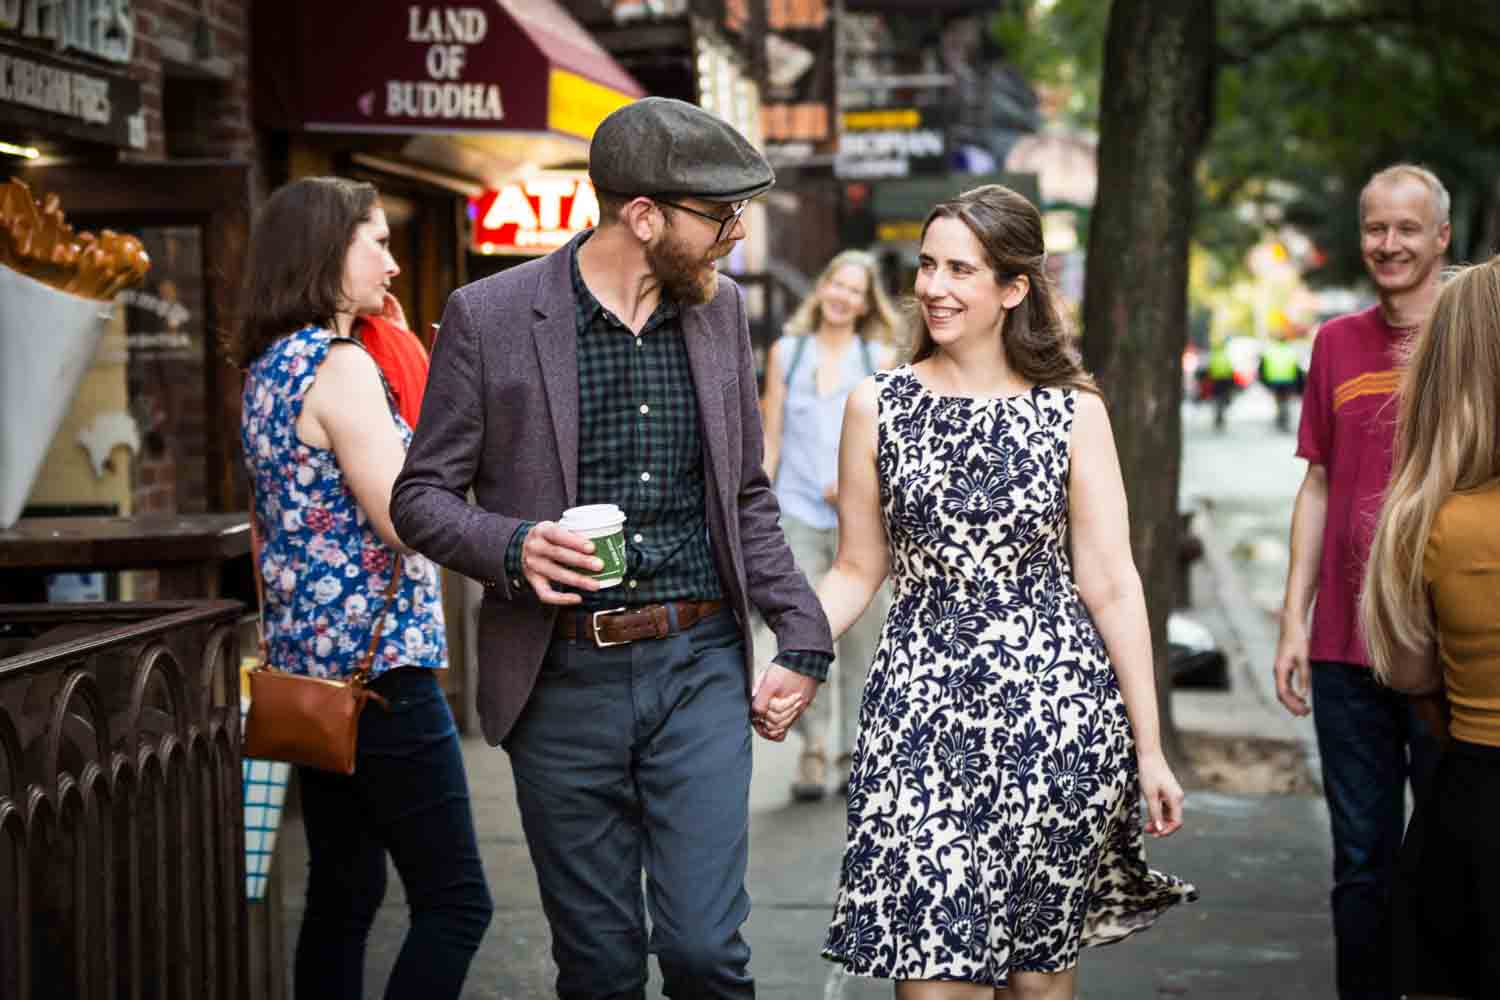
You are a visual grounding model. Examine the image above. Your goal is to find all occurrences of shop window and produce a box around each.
[119,226,210,517]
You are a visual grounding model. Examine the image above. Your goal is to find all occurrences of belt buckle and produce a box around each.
[591,607,630,648]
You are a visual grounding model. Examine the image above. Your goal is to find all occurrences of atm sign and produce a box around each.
[470,173,599,255]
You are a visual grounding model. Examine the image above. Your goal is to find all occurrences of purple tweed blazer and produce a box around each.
[391,241,833,746]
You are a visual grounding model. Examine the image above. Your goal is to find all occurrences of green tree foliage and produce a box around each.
[991,0,1109,130]
[1214,2,1500,282]
[994,0,1500,282]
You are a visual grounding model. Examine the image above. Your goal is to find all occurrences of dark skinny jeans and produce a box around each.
[1311,660,1438,1000]
[293,668,492,999]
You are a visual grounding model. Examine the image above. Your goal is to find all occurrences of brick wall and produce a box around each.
[125,0,255,162]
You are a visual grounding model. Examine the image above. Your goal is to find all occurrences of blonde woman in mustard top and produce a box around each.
[1362,254,1500,998]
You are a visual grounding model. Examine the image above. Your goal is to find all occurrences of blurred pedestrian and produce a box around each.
[1259,335,1303,433]
[760,249,900,801]
[1273,162,1450,1000]
[818,184,1194,998]
[1362,254,1500,999]
[391,98,833,998]
[234,176,492,999]
[1203,337,1238,431]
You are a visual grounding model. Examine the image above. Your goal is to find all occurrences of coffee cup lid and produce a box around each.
[560,503,626,528]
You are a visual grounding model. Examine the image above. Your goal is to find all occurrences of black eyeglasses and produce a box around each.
[652,197,748,243]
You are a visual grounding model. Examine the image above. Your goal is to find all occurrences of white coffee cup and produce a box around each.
[558,504,628,588]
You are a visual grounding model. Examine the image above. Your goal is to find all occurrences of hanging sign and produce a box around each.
[834,107,947,180]
[0,0,136,64]
[0,38,145,149]
[271,2,640,139]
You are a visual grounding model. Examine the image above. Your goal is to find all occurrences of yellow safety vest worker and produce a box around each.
[1207,345,1235,380]
[1262,342,1299,384]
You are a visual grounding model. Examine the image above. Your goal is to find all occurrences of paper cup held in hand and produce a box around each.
[0,263,111,529]
[559,504,628,588]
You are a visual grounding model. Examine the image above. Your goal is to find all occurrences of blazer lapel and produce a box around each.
[532,254,580,506]
[681,304,733,516]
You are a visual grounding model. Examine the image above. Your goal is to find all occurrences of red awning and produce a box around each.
[254,0,643,142]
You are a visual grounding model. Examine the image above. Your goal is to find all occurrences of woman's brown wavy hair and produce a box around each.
[227,176,379,368]
[911,184,1097,397]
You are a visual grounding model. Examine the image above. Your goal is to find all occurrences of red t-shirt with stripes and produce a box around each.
[1296,305,1410,667]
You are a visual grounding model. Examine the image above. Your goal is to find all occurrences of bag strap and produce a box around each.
[785,334,876,386]
[249,515,270,666]
[248,515,402,686]
[782,334,810,386]
[353,554,403,685]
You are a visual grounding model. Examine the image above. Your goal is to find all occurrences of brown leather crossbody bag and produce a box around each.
[242,518,398,775]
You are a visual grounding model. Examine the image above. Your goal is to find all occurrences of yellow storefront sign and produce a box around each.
[549,68,636,141]
[843,109,922,131]
[877,221,925,243]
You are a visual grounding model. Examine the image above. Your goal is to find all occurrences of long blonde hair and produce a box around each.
[784,249,902,346]
[1361,257,1500,680]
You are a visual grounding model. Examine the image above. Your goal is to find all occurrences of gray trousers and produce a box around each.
[504,608,754,1000]
[778,513,889,761]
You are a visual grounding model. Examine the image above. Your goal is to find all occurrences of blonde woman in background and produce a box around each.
[761,249,902,800]
[1361,255,1500,999]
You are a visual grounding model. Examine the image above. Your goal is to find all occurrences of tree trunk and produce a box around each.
[1483,174,1500,259]
[1081,0,1217,772]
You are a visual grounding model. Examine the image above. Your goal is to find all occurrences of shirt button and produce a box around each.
[640,472,651,482]
[511,578,521,589]
[634,337,643,348]
[639,404,650,415]
[633,533,643,543]
[628,579,638,589]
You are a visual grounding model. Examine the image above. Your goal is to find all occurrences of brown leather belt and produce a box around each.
[554,599,725,648]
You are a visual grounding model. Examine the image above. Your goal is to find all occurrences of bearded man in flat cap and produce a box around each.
[392,97,833,997]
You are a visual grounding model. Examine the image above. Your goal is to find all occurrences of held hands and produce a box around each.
[1138,750,1185,837]
[1273,615,1312,717]
[521,521,604,605]
[751,664,818,742]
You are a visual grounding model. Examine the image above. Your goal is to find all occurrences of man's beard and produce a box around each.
[645,229,727,306]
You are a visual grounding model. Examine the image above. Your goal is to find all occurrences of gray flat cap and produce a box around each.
[589,97,774,202]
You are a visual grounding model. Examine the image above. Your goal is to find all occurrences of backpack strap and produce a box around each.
[782,334,811,386]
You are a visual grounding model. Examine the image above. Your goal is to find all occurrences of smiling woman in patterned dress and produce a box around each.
[816,184,1197,999]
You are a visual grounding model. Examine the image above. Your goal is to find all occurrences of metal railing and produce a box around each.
[0,600,247,1000]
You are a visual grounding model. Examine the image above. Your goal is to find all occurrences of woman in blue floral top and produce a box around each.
[234,177,491,999]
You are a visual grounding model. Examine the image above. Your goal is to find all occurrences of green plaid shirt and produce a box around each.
[505,235,830,679]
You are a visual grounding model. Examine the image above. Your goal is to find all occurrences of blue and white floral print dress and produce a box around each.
[823,367,1195,986]
[241,326,445,680]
